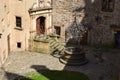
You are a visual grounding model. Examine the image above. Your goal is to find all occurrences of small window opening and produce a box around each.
[102,0,115,12]
[17,42,21,48]
[54,26,61,38]
[16,16,22,28]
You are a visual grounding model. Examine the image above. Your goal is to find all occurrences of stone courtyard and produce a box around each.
[0,46,120,80]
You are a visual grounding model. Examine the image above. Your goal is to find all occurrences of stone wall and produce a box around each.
[52,0,120,46]
[0,0,10,67]
[30,40,50,54]
[52,0,86,42]
[0,0,35,66]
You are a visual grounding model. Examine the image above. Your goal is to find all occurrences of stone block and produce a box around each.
[32,41,50,54]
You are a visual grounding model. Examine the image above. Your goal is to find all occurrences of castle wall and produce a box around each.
[52,0,120,46]
[0,0,52,66]
[8,0,35,51]
[52,0,86,42]
[0,0,35,66]
[0,0,10,66]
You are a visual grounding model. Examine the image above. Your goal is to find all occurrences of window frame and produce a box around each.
[16,16,22,28]
[17,42,21,48]
[54,26,61,38]
[101,0,115,12]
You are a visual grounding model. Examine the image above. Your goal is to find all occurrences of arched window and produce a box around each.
[102,0,115,12]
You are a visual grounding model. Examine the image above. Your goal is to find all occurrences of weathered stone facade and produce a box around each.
[52,0,120,46]
[52,0,86,41]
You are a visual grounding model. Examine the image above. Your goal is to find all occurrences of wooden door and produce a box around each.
[36,18,41,35]
[36,17,45,35]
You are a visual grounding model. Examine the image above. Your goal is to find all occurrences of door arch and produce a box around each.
[36,16,46,35]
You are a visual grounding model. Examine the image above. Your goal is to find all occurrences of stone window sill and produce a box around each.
[14,27,23,30]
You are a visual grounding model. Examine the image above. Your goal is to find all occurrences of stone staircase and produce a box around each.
[48,35,88,66]
[48,36,65,57]
[59,47,88,66]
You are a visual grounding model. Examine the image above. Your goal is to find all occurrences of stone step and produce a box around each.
[59,47,88,66]
[60,57,87,63]
[57,46,64,51]
[49,39,55,44]
[59,58,88,66]
[48,38,54,40]
[61,55,85,60]
[49,37,65,55]
[52,43,59,48]
[50,43,60,49]
[50,48,58,53]
[61,57,84,62]
[50,42,57,46]
[51,46,63,52]
[64,51,85,55]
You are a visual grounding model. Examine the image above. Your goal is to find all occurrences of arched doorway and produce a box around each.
[36,16,46,35]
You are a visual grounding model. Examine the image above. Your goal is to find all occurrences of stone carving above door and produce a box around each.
[30,0,52,10]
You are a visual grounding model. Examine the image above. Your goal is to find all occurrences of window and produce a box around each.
[0,33,2,38]
[17,42,21,48]
[54,26,61,38]
[16,16,22,28]
[102,0,115,12]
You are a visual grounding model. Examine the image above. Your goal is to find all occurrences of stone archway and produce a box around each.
[36,16,46,35]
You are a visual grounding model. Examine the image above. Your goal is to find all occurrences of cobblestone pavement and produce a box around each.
[2,47,120,80]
